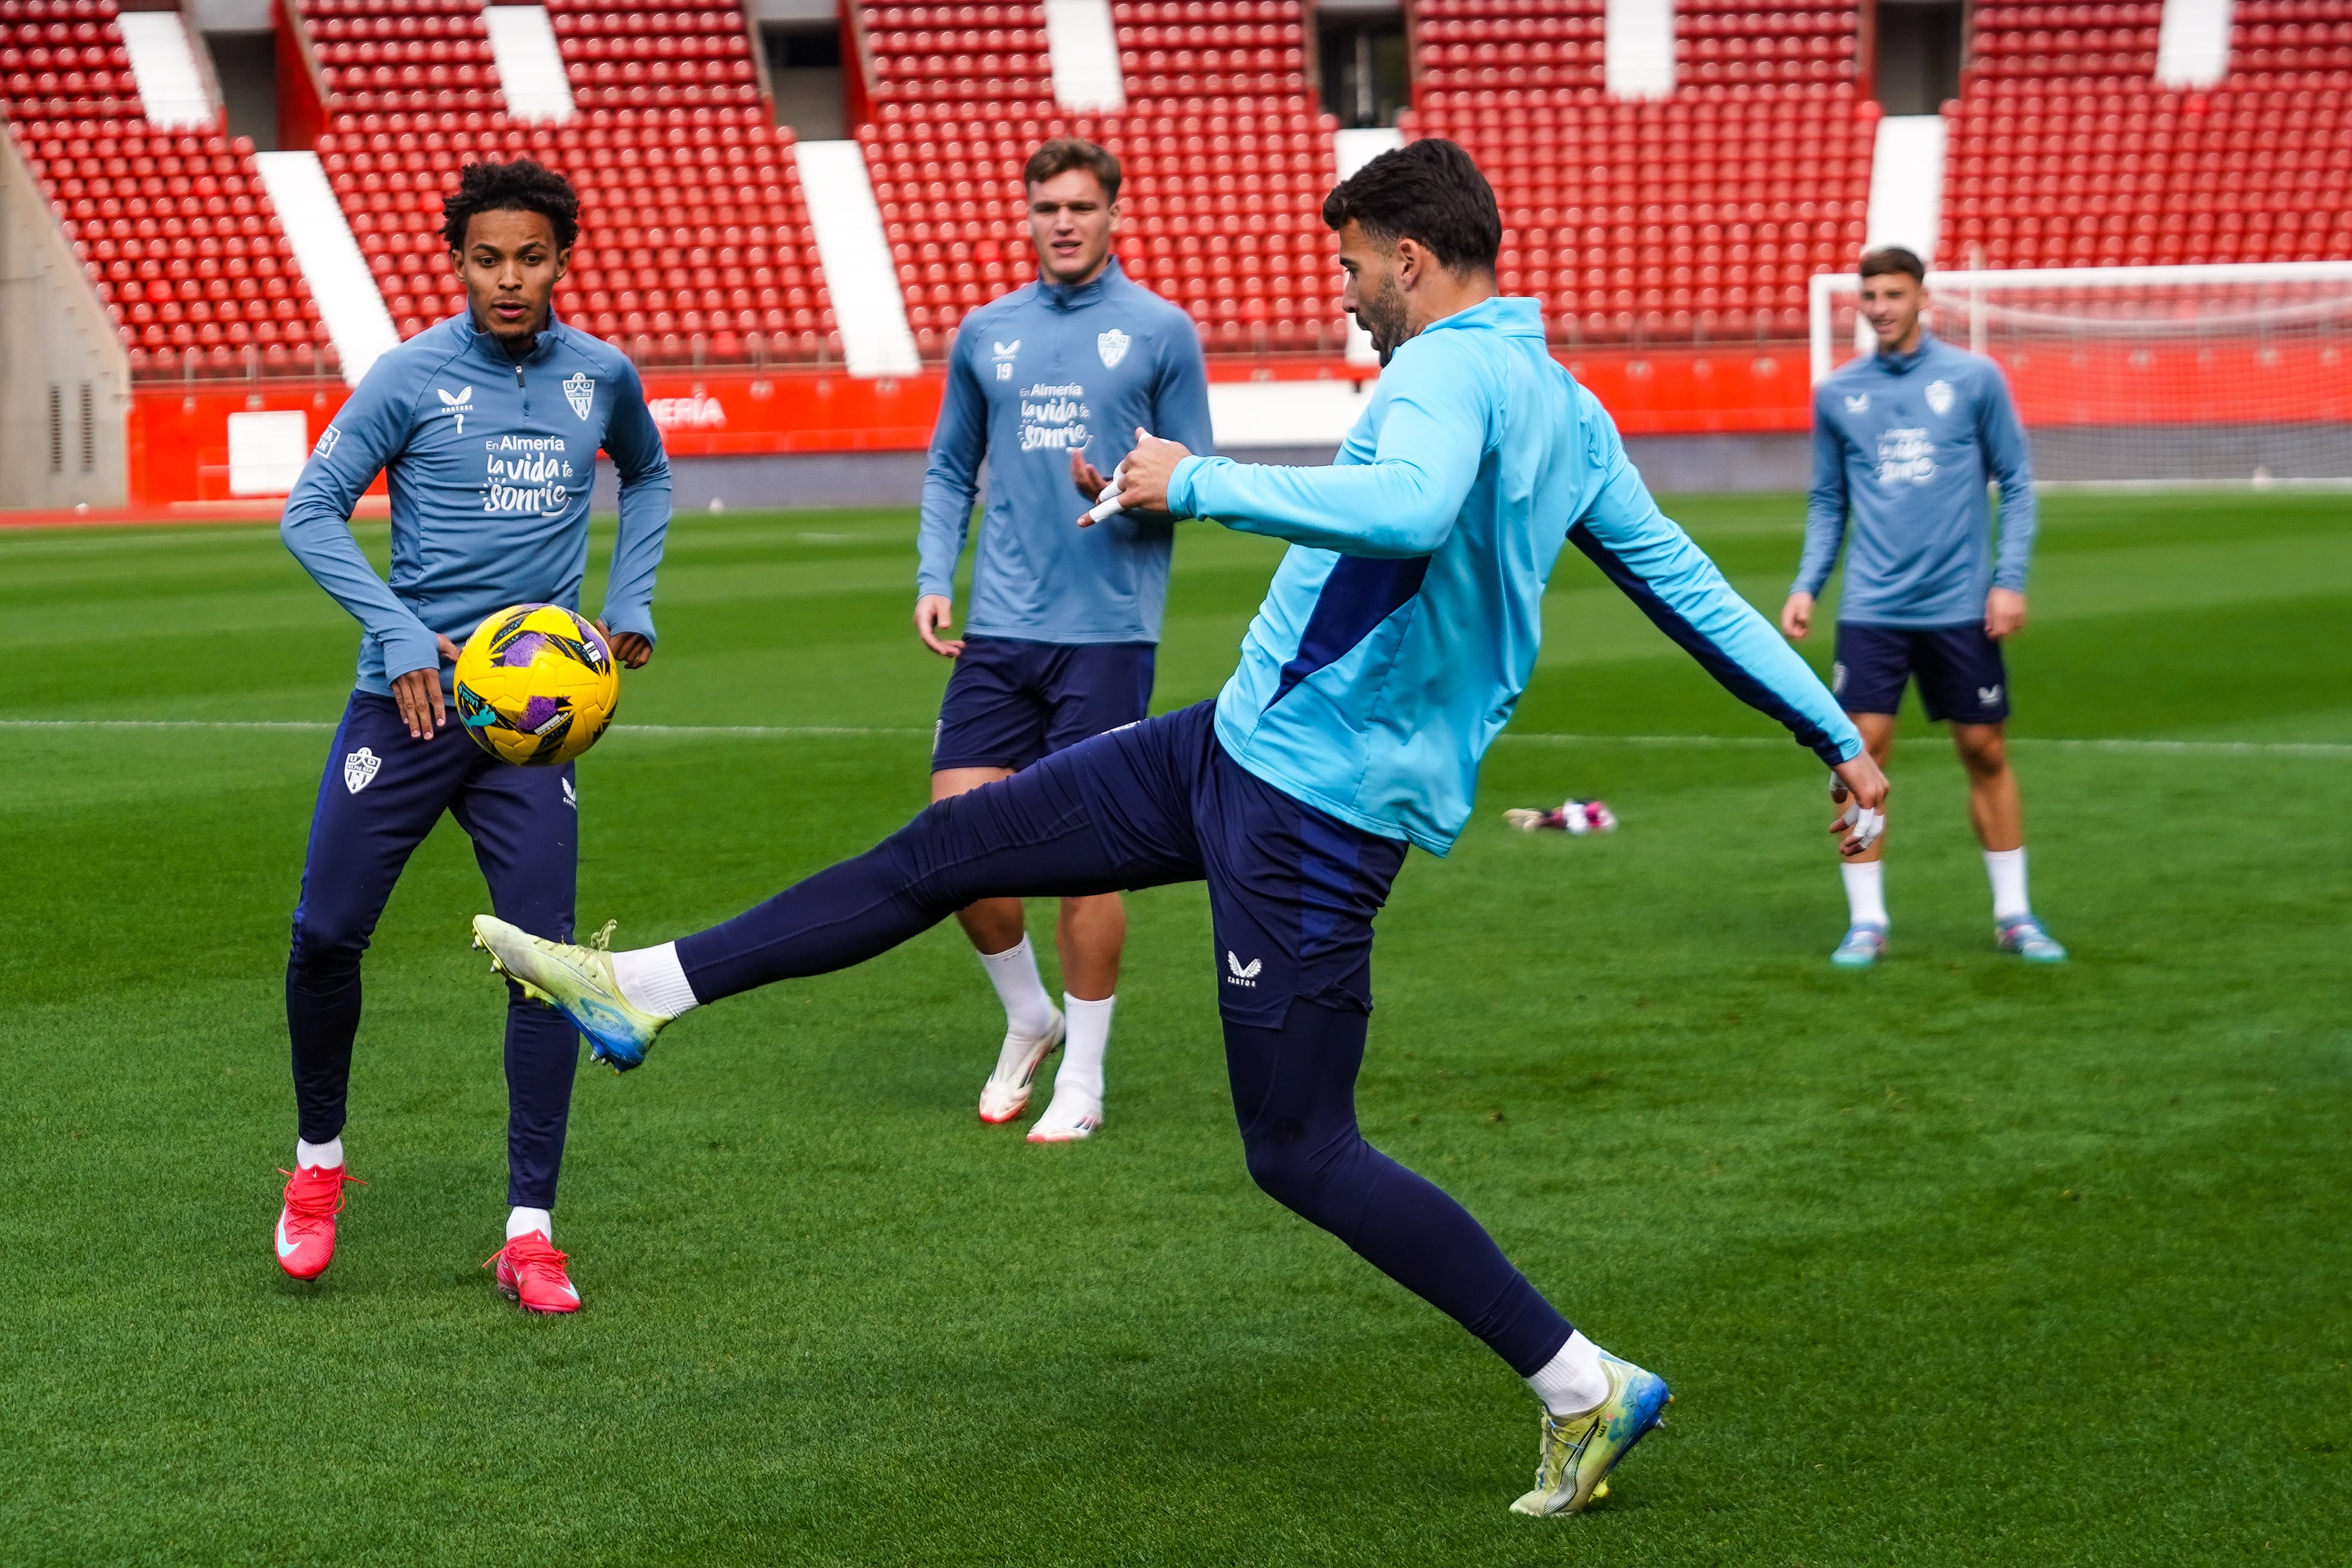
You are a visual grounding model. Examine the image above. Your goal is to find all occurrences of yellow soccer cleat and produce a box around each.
[471,915,671,1071]
[1509,1353,1672,1517]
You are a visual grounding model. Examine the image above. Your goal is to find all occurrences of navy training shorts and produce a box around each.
[932,633,1156,773]
[1832,621,2011,724]
[1070,702,1411,1028]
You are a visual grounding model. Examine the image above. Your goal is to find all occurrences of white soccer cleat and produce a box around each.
[977,1010,1064,1124]
[1025,1088,1102,1143]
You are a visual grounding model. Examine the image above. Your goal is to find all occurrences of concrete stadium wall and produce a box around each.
[0,132,130,509]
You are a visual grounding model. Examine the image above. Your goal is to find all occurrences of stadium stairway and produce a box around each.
[794,136,920,375]
[479,4,573,125]
[252,147,397,382]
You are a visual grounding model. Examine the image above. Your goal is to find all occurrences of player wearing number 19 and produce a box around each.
[914,137,1212,1144]
[271,158,672,1311]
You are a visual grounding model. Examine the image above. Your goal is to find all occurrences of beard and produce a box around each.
[1353,275,1410,366]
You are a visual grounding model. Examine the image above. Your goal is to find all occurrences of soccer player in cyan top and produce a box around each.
[470,140,1887,1509]
[274,158,672,1312]
[915,137,1212,1143]
[1782,246,2064,969]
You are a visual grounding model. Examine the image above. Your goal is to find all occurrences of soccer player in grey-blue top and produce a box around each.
[1782,246,2065,970]
[470,139,1890,1514]
[912,136,1213,1144]
[270,159,671,1313]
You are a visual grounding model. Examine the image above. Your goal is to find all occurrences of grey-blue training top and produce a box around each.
[916,260,1214,645]
[1795,332,2037,628]
[281,312,672,693]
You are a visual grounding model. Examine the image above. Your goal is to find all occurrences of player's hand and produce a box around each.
[391,634,461,740]
[915,594,963,658]
[594,618,653,669]
[1780,592,1814,640]
[1070,450,1111,503]
[1828,751,1890,858]
[1086,427,1190,522]
[1984,587,2028,639]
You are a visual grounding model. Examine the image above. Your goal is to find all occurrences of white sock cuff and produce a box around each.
[1840,859,1889,929]
[295,1137,344,1169]
[611,941,700,1016]
[507,1206,552,1242]
[1526,1330,1610,1416]
[1064,991,1116,1019]
[1984,846,2031,921]
[976,933,1057,1036]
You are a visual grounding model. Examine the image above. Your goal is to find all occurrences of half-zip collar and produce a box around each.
[1873,331,1938,375]
[1037,258,1124,313]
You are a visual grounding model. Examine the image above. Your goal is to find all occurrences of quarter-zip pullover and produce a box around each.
[1170,296,1860,856]
[917,259,1213,644]
[1797,332,2038,627]
[281,311,672,694]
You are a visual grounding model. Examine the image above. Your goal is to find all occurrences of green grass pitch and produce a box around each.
[1,491,2346,1565]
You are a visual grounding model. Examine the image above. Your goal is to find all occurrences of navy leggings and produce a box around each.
[289,693,580,1209]
[679,708,1573,1375]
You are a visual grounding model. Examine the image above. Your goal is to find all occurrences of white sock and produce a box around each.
[1054,992,1114,1104]
[1984,847,2031,923]
[1527,1331,1610,1416]
[295,1137,343,1170]
[976,933,1057,1039]
[507,1206,552,1242]
[611,941,700,1016]
[1840,859,1888,929]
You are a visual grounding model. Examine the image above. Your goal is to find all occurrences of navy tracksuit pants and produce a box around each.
[678,702,1575,1377]
[287,692,580,1209]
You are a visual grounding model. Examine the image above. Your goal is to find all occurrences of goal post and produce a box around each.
[1808,262,2352,484]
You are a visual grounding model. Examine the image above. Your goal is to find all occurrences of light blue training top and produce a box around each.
[917,260,1214,644]
[1796,332,2038,628]
[1167,295,1862,856]
[281,311,673,695]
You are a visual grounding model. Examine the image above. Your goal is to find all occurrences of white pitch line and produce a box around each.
[0,719,2345,757]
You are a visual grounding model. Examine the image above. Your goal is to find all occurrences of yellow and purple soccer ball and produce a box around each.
[452,604,620,766]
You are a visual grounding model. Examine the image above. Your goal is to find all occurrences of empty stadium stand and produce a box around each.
[1942,1,2352,269]
[1408,2,1873,344]
[3,0,326,376]
[313,0,834,364]
[856,0,1347,356]
[9,0,2352,510]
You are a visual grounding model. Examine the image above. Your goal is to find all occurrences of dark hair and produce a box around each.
[1319,138,1500,276]
[441,158,581,253]
[1859,246,1927,284]
[1023,137,1122,203]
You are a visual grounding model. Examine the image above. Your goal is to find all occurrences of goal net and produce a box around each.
[1808,262,2352,484]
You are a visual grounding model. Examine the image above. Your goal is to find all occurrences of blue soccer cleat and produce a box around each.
[1510,1353,1673,1516]
[471,915,672,1070]
[1996,915,2068,963]
[1830,923,1887,968]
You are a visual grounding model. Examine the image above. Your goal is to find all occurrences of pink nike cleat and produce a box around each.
[485,1231,582,1315]
[274,1163,362,1281]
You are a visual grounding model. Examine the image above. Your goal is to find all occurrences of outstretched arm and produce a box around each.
[1573,434,1863,770]
[1139,354,1486,558]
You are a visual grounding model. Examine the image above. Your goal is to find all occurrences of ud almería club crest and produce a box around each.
[563,373,596,420]
[1097,328,1131,368]
[343,747,381,794]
